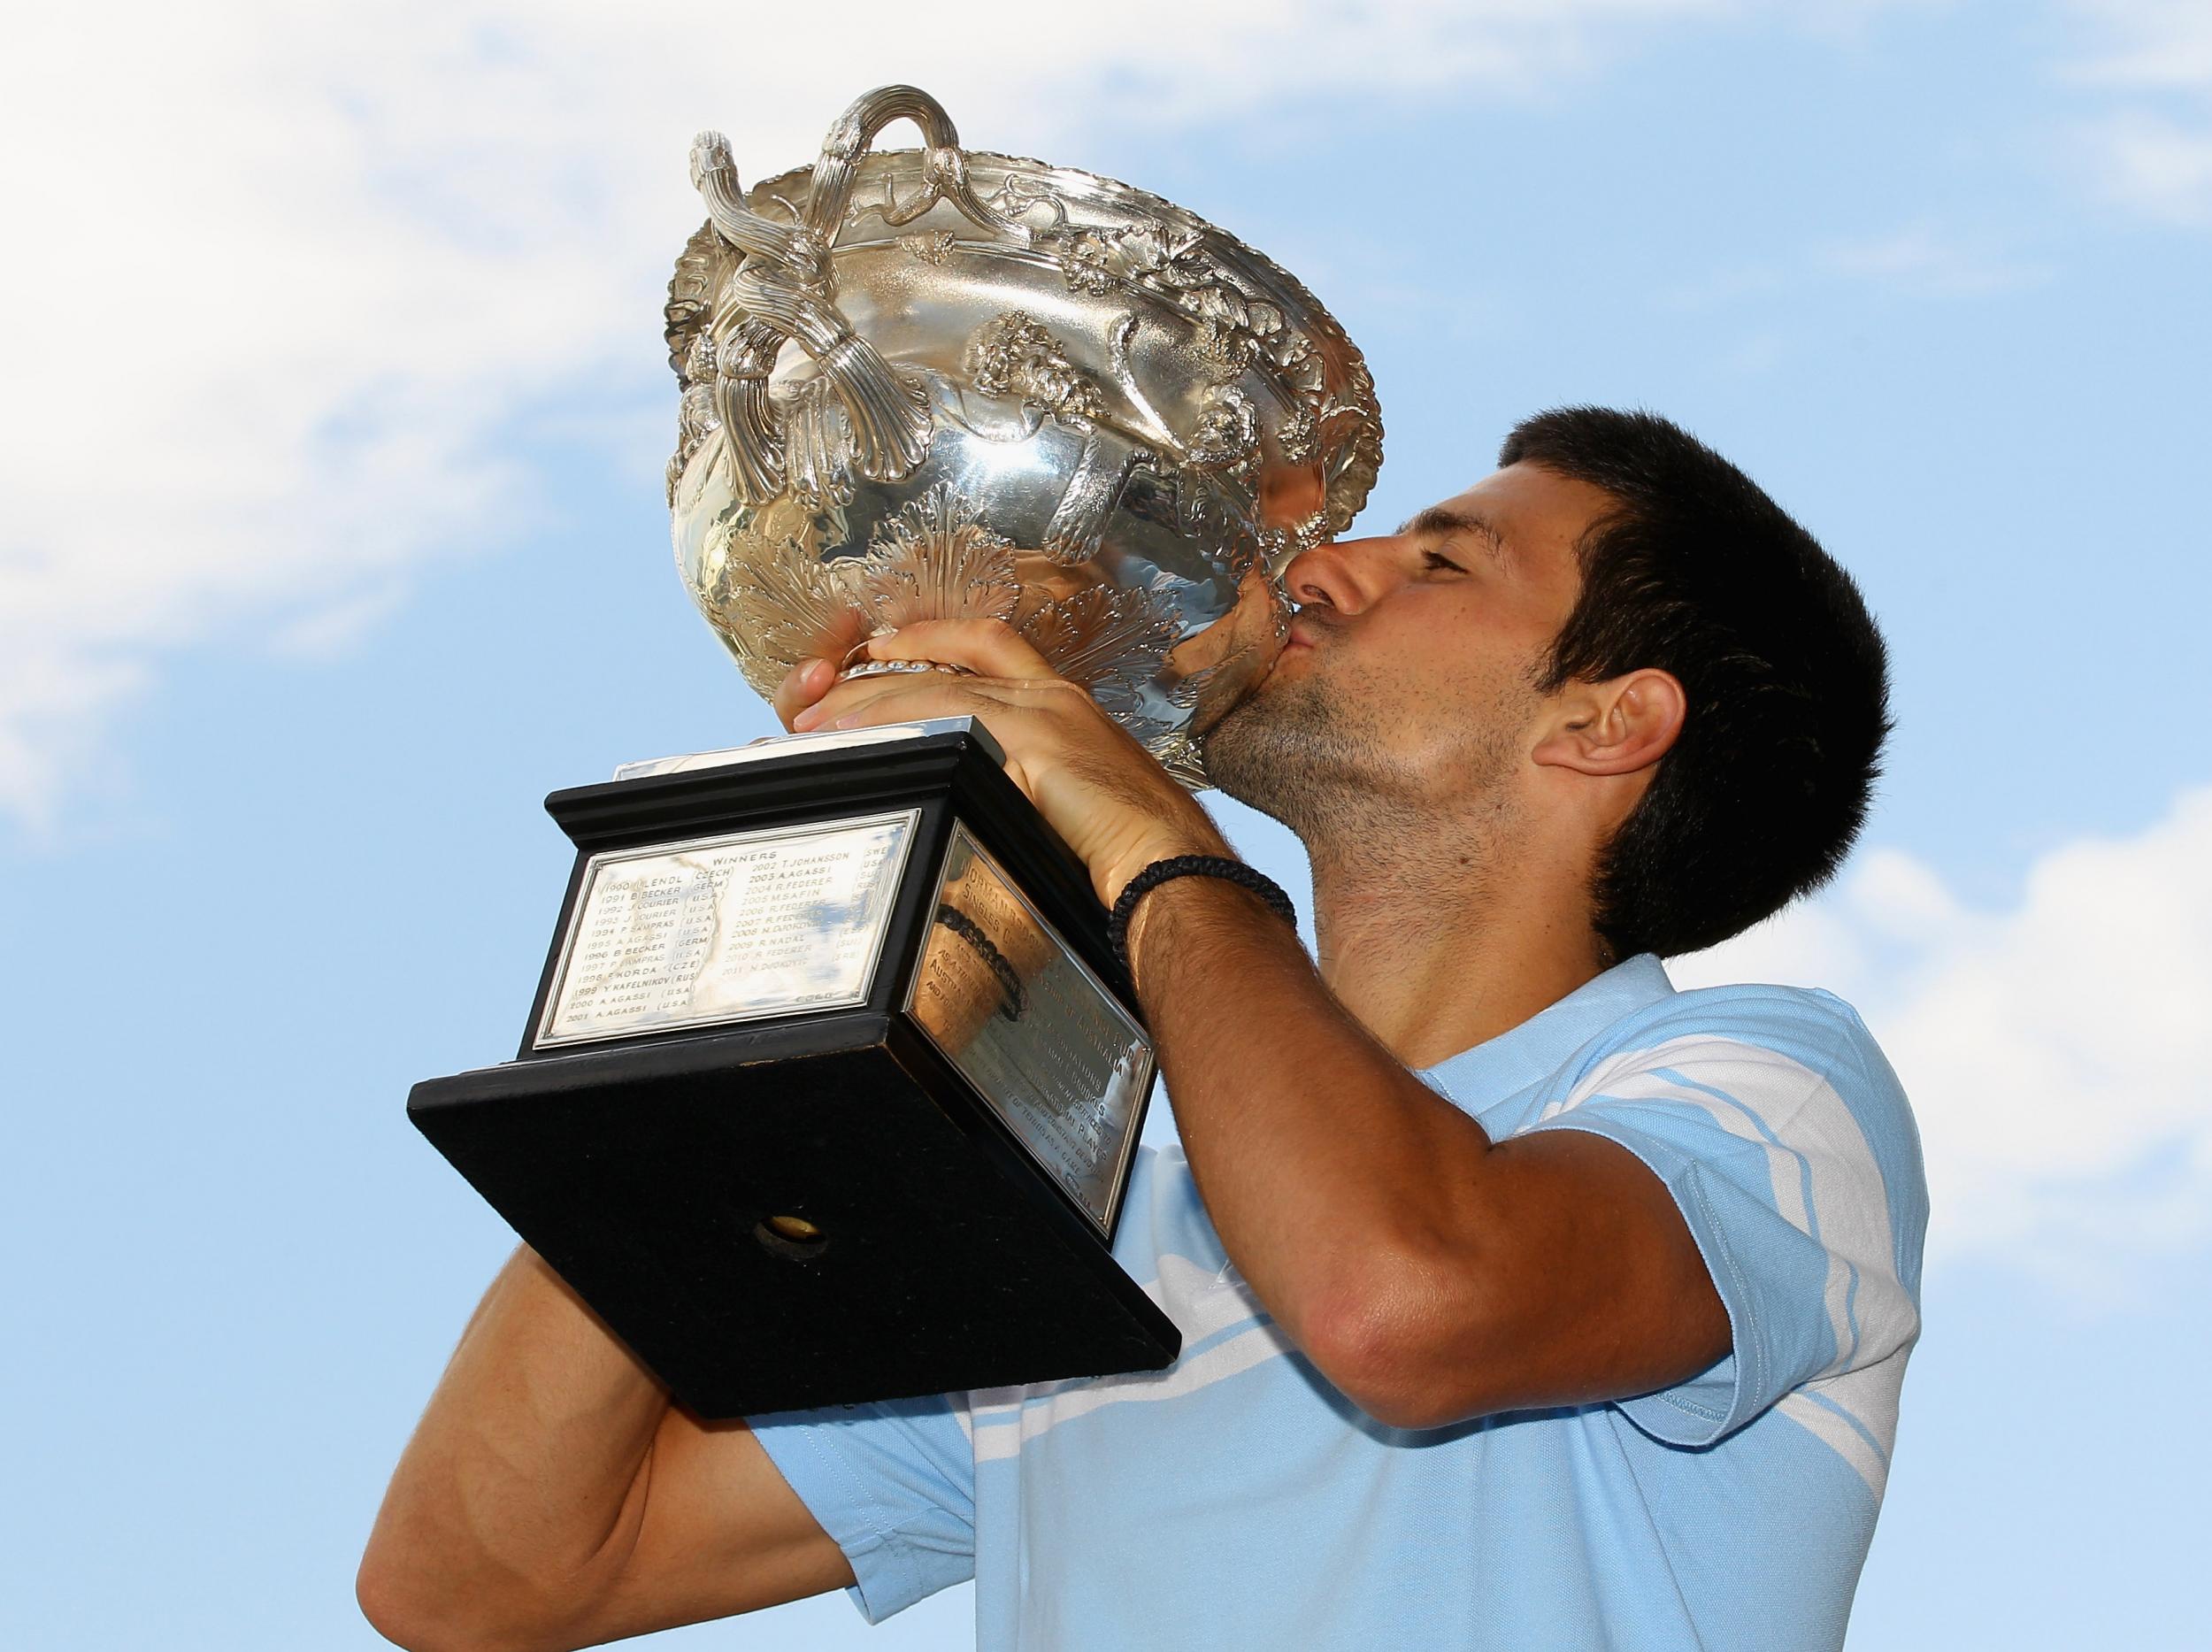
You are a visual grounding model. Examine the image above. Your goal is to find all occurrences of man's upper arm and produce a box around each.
[537,1410,856,1649]
[1370,996,1924,1436]
[1354,1123,1732,1428]
[580,1393,980,1642]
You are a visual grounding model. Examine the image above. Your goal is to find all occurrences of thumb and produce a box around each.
[771,658,836,731]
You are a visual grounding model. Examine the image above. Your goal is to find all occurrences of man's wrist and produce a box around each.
[1115,857,1299,994]
[1099,829,1233,911]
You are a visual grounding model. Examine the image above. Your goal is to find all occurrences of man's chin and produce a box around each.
[1190,621,1294,734]
[1197,682,1310,817]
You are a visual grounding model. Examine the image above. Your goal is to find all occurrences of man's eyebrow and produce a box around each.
[1397,504,1507,560]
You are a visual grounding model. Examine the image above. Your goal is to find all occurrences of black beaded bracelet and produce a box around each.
[1108,855,1298,982]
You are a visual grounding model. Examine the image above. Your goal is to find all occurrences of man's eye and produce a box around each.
[1422,550,1465,573]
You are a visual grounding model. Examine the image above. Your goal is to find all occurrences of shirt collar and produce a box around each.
[1418,952,1675,1103]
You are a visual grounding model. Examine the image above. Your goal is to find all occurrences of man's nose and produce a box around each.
[1281,534,1394,615]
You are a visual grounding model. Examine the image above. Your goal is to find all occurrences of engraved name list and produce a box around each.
[538,811,918,1046]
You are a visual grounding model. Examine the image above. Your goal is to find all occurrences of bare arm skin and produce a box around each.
[360,605,1723,1648]
[786,623,1731,1433]
[357,1247,850,1652]
[1124,878,1728,1430]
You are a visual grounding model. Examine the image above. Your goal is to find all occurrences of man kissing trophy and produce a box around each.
[404,83,1384,1419]
[371,77,1920,1652]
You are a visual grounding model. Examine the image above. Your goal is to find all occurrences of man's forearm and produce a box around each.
[1126,878,1499,1378]
[359,1246,670,1644]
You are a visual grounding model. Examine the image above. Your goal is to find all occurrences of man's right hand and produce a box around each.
[356,1247,850,1652]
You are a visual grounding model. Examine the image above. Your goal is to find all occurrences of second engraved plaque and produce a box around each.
[910,826,1151,1233]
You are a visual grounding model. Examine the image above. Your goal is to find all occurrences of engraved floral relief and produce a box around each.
[1173,471,1267,585]
[859,485,1022,632]
[1288,510,1333,552]
[1144,731,1210,789]
[1056,227,1122,295]
[1187,386,1260,477]
[665,223,726,356]
[965,311,1106,426]
[895,230,958,265]
[701,484,1184,720]
[671,342,724,503]
[1017,581,1181,712]
[1182,286,1278,373]
[697,513,870,701]
[983,171,1071,237]
[1038,212,1341,490]
[664,224,737,503]
[1044,218,1317,384]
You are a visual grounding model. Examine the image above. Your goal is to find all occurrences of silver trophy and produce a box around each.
[408,86,1382,1418]
[666,82,1382,783]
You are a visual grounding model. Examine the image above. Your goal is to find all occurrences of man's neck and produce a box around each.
[1306,820,1612,1071]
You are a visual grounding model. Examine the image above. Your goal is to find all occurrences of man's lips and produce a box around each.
[1284,611,1333,650]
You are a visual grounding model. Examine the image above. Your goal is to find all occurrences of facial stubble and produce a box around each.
[1200,645,1530,872]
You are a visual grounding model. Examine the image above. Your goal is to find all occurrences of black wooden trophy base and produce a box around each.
[407,724,1180,1419]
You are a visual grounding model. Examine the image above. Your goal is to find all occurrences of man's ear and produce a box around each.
[1530,669,1686,777]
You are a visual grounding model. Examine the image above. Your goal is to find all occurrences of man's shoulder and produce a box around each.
[1548,970,1930,1298]
[1556,972,1920,1168]
[1594,974,1889,1088]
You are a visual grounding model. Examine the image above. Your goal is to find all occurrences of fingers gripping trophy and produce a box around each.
[408,85,1384,1418]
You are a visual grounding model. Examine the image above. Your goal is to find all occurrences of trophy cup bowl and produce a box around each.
[667,83,1381,780]
[406,86,1382,1418]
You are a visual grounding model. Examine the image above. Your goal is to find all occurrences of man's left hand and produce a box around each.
[783,618,1231,908]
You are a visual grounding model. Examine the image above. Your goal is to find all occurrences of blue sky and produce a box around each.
[4,2,2208,1647]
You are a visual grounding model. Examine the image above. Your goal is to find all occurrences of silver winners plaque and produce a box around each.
[536,811,918,1047]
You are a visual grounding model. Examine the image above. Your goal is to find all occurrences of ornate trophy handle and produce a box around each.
[804,84,1033,244]
[685,86,1042,508]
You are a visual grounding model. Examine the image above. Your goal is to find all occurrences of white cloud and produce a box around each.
[2064,0,2212,221]
[9,0,1944,834]
[2076,110,2212,223]
[2069,0,2212,89]
[1674,784,2212,1292]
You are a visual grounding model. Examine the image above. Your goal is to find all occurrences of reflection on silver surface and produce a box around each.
[908,825,1153,1233]
[610,716,1003,782]
[535,811,918,1048]
[665,85,1384,788]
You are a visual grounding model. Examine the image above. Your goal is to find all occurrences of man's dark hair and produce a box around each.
[1497,406,1891,959]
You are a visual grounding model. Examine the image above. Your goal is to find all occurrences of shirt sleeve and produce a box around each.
[1518,989,1927,1448]
[747,1392,977,1622]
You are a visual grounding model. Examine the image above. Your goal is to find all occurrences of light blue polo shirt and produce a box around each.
[750,954,1928,1650]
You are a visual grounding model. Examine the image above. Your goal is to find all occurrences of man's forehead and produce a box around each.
[1401,465,1614,563]
[1396,501,1507,556]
